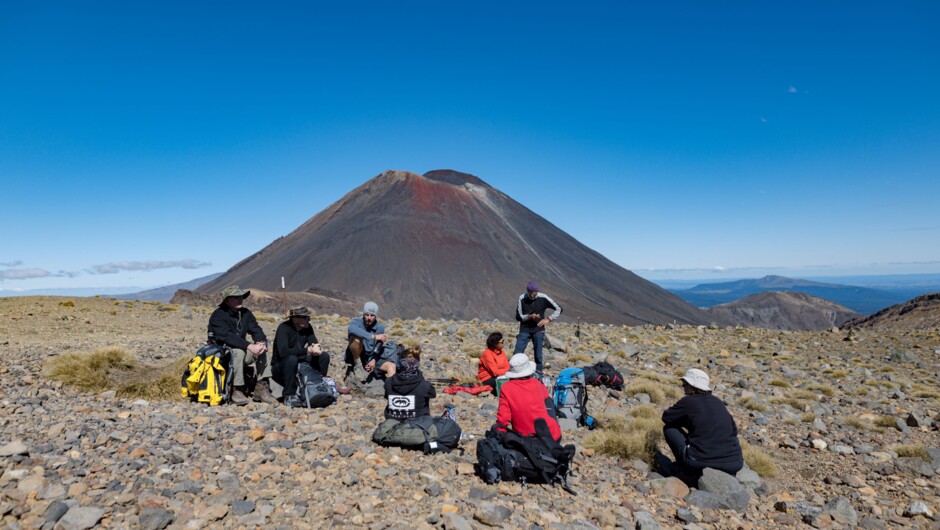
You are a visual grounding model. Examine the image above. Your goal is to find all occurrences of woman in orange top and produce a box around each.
[478,331,510,390]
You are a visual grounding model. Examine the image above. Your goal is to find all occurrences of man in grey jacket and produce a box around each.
[344,301,397,382]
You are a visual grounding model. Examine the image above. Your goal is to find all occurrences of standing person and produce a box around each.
[495,353,562,441]
[513,280,562,374]
[207,286,273,406]
[272,306,349,403]
[661,368,744,481]
[345,301,397,381]
[477,331,510,390]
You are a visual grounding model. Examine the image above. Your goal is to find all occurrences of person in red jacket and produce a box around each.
[477,332,510,390]
[495,353,562,441]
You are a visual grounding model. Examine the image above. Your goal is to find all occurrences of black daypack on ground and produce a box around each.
[581,361,625,390]
[285,363,337,408]
[475,419,577,494]
[372,415,461,453]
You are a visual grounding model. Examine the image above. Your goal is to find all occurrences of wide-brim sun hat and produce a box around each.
[220,285,250,303]
[288,306,311,319]
[506,353,537,379]
[680,368,711,391]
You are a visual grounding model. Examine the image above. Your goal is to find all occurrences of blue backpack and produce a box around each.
[552,368,597,429]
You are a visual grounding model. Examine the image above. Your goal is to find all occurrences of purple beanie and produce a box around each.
[527,280,539,292]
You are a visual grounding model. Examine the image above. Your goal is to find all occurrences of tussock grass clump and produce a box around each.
[567,353,592,363]
[893,444,930,461]
[584,411,663,464]
[875,415,899,428]
[742,441,778,478]
[738,397,768,412]
[769,378,790,388]
[800,413,816,423]
[843,416,867,430]
[439,355,454,364]
[58,300,75,307]
[47,348,187,401]
[771,397,807,410]
[625,379,678,404]
[915,391,940,399]
[806,384,835,397]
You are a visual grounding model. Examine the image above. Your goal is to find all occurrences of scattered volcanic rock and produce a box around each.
[706,291,860,331]
[844,292,940,330]
[198,170,716,325]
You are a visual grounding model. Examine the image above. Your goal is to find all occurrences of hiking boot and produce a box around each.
[336,384,351,395]
[230,389,249,406]
[252,380,278,405]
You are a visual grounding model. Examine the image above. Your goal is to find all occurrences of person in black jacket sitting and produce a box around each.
[661,368,744,481]
[384,346,435,420]
[272,306,349,403]
[207,286,272,406]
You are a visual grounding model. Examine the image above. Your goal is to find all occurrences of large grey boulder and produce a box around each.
[697,468,751,512]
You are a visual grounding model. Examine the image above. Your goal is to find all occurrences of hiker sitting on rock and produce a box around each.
[477,331,510,392]
[272,306,350,403]
[384,346,435,420]
[345,301,397,381]
[494,353,562,441]
[660,368,744,481]
[207,286,273,406]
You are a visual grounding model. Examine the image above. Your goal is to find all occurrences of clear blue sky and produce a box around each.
[2,1,938,293]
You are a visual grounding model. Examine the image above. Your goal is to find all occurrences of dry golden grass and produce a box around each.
[47,348,188,401]
[624,379,678,404]
[738,397,768,412]
[875,415,899,428]
[769,378,790,387]
[567,353,592,363]
[584,412,663,464]
[800,412,816,423]
[742,441,778,477]
[893,444,930,461]
[843,416,867,430]
[806,384,835,397]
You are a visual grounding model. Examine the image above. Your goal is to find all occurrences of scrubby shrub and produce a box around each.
[47,348,187,401]
[58,300,75,307]
[742,441,778,477]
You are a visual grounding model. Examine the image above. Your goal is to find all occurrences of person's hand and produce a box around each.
[374,333,388,344]
[528,314,539,321]
[307,343,322,355]
[247,343,264,355]
[365,359,376,372]
[537,318,550,327]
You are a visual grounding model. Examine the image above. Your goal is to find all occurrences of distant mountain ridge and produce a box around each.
[198,169,716,325]
[112,272,223,302]
[844,292,940,330]
[671,275,906,315]
[706,291,861,331]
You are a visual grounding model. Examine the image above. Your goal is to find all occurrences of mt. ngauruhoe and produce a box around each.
[199,170,715,325]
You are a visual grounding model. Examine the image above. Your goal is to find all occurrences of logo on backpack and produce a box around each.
[389,395,416,411]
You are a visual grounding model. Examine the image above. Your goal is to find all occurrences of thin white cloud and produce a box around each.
[89,259,211,275]
[788,85,797,93]
[0,268,53,280]
[0,260,23,267]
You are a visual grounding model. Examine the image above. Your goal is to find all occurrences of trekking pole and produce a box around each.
[427,378,460,386]
[281,276,287,316]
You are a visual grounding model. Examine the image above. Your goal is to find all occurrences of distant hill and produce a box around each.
[198,169,716,325]
[843,292,940,330]
[111,272,223,302]
[706,291,861,331]
[671,275,906,315]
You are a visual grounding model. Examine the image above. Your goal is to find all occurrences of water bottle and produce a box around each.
[442,405,457,422]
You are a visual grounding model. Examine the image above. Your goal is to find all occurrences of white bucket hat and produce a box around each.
[680,368,711,391]
[506,353,537,379]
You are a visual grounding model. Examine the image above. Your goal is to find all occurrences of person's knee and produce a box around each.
[381,361,396,376]
[320,352,331,365]
[347,338,363,358]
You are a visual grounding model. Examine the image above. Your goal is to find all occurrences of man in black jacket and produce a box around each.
[208,286,274,405]
[513,280,562,374]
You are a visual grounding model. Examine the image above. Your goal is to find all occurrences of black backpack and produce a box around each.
[286,363,337,408]
[581,361,625,390]
[475,419,577,494]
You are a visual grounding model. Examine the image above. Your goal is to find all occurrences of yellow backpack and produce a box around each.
[181,344,229,406]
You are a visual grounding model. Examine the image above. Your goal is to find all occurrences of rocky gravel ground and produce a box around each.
[1,296,938,529]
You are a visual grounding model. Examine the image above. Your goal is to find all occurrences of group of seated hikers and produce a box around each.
[193,285,743,489]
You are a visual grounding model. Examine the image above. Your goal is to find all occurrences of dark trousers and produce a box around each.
[274,352,331,398]
[513,330,545,372]
[663,426,743,476]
